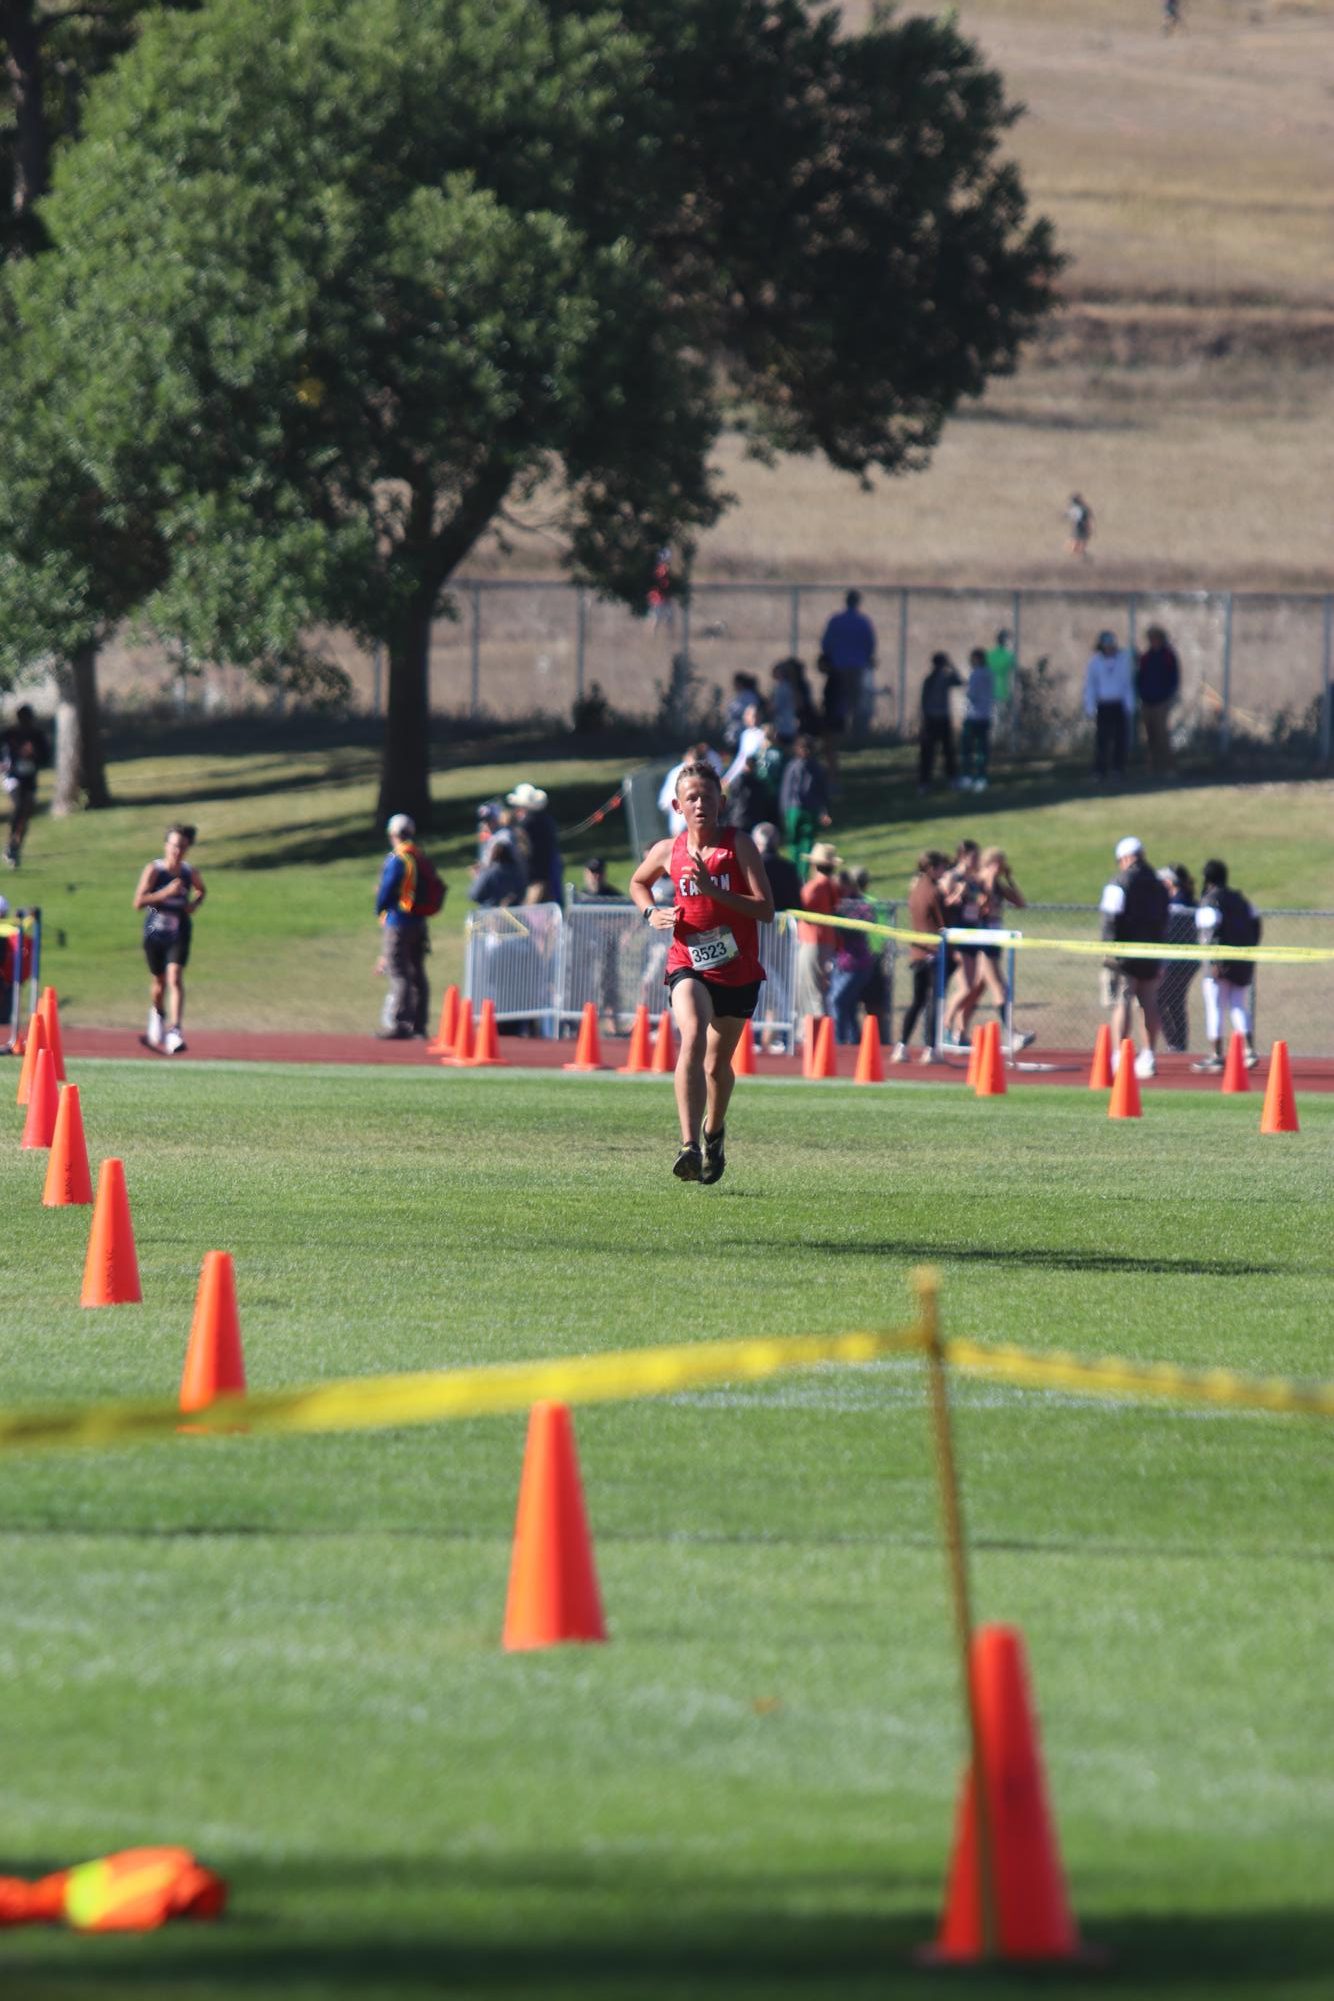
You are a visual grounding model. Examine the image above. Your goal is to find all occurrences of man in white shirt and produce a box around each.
[1083,631,1135,780]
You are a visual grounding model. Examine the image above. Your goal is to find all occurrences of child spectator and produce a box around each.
[961,649,994,791]
[778,734,832,868]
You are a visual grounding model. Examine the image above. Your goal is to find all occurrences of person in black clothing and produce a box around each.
[2,705,51,868]
[751,822,800,1053]
[506,782,563,903]
[918,653,962,791]
[1192,858,1261,1072]
[1137,625,1180,775]
[725,756,777,833]
[1155,863,1198,1053]
[1099,836,1169,1078]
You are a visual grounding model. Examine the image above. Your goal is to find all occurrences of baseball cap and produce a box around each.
[1115,836,1143,861]
[1098,630,1118,648]
[586,856,605,873]
[386,812,415,839]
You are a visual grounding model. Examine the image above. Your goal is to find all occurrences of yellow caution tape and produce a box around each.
[0,1321,1330,1458]
[804,910,1334,964]
[0,1324,930,1455]
[944,1338,1334,1418]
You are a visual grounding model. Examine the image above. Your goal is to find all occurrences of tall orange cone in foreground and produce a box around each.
[974,1020,1007,1098]
[443,1000,475,1067]
[428,984,461,1053]
[502,1402,607,1651]
[809,1015,837,1080]
[618,1004,652,1074]
[469,998,509,1067]
[1107,1039,1142,1120]
[179,1251,247,1414]
[1087,1023,1113,1090]
[732,1019,757,1076]
[563,1001,608,1071]
[649,1009,675,1074]
[20,1048,59,1148]
[1260,1039,1299,1133]
[928,1624,1085,1964]
[80,1158,142,1307]
[1221,1031,1250,1094]
[854,1014,884,1084]
[38,988,67,1083]
[43,1083,93,1205]
[15,1011,46,1107]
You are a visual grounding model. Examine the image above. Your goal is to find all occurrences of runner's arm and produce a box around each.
[631,841,678,930]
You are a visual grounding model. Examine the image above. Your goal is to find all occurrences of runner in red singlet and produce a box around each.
[631,762,773,1184]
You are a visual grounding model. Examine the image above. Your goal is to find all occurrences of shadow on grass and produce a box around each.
[4,1871,1332,1998]
[789,1241,1282,1278]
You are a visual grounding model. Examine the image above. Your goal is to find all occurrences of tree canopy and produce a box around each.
[9,0,1060,823]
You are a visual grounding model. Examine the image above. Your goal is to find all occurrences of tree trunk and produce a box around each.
[1,1,52,237]
[48,641,111,815]
[376,596,434,831]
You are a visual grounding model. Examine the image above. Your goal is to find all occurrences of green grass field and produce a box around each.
[1,1062,1330,1998]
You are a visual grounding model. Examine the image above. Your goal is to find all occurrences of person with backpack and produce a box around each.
[374,812,446,1039]
[1099,835,1169,1078]
[1192,858,1261,1073]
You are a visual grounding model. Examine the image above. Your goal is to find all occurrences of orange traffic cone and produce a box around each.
[650,1009,675,1073]
[428,984,461,1053]
[469,998,509,1067]
[975,1020,1007,1098]
[1221,1031,1250,1094]
[563,1001,608,1072]
[809,1015,837,1080]
[854,1014,885,1084]
[1260,1039,1299,1133]
[179,1251,247,1414]
[15,1011,46,1107]
[80,1158,142,1307]
[1088,1023,1113,1090]
[20,1048,59,1148]
[965,1027,983,1090]
[733,1019,757,1076]
[1107,1039,1142,1120]
[619,1004,652,1074]
[502,1402,607,1651]
[800,1014,819,1078]
[443,1000,475,1067]
[38,988,67,1083]
[43,1083,93,1206]
[927,1624,1086,1964]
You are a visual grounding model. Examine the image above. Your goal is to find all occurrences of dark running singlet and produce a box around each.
[141,860,194,945]
[664,828,765,988]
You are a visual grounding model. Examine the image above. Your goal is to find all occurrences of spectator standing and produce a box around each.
[722,704,767,787]
[0,894,34,1048]
[721,673,763,753]
[724,755,777,834]
[1083,631,1135,780]
[820,590,878,735]
[1156,864,1198,1053]
[892,850,950,1064]
[985,629,1017,710]
[134,821,206,1054]
[1099,835,1169,1078]
[918,652,962,792]
[507,782,563,903]
[1193,858,1261,1072]
[778,734,832,868]
[468,834,526,909]
[2,704,51,869]
[961,649,994,791]
[828,871,875,1044]
[573,856,626,1034]
[850,865,893,1047]
[751,822,799,1053]
[1136,624,1180,775]
[373,812,439,1040]
[1066,493,1093,558]
[769,660,799,744]
[795,840,842,1022]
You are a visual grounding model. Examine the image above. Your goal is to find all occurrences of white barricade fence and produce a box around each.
[463,903,564,1031]
[558,902,804,1043]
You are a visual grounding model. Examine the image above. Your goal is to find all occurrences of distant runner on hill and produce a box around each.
[133,822,205,1054]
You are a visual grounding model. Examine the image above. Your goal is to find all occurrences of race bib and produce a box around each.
[686,926,738,971]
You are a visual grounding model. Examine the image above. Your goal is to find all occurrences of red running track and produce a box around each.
[35,1026,1334,1092]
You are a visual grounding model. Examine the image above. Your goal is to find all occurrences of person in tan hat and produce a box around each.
[795,840,842,1024]
[506,782,563,904]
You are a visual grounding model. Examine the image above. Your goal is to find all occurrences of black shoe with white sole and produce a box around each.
[699,1126,726,1186]
[673,1143,703,1182]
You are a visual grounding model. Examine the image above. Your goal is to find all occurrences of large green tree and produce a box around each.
[14,0,1059,825]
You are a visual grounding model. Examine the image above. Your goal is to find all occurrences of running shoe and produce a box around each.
[1191,1056,1224,1074]
[146,1009,165,1049]
[1010,1030,1036,1052]
[1134,1048,1157,1080]
[1244,1050,1260,1070]
[919,1048,941,1066]
[699,1127,726,1186]
[889,1042,909,1064]
[672,1143,702,1182]
[164,1027,186,1055]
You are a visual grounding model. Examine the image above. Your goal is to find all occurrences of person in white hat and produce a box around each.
[1099,836,1169,1077]
[506,783,563,904]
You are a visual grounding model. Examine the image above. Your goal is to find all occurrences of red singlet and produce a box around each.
[664,828,765,987]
